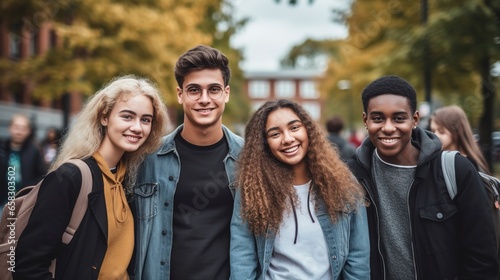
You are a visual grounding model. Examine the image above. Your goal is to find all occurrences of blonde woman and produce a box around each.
[14,75,169,279]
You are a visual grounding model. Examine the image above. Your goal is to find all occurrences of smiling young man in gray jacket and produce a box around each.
[133,45,243,280]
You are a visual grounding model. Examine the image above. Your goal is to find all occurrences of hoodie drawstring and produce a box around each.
[290,186,315,245]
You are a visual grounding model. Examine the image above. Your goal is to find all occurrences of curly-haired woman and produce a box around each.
[230,99,370,280]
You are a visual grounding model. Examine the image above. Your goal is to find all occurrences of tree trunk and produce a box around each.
[479,55,495,173]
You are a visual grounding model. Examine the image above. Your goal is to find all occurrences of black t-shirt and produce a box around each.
[170,133,232,280]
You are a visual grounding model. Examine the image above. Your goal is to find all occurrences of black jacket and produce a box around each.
[0,139,46,204]
[347,127,498,280]
[14,157,134,279]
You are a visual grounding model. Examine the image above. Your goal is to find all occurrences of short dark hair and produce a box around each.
[361,75,417,114]
[174,45,231,88]
[326,115,344,134]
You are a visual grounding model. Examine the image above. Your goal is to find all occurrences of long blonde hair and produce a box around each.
[50,75,169,191]
[237,99,365,235]
[430,105,490,174]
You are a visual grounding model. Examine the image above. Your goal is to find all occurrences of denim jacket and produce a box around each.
[133,125,243,280]
[230,190,370,280]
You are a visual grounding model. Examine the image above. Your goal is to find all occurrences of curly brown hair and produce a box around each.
[237,99,365,235]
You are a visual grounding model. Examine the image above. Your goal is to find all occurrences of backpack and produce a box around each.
[441,151,500,257]
[0,159,92,280]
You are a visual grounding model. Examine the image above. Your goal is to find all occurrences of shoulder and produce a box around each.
[452,153,477,172]
[46,158,98,188]
[222,125,244,149]
[37,161,85,201]
[46,160,88,186]
[155,125,182,154]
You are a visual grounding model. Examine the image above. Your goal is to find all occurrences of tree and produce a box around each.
[403,0,500,167]
[0,0,248,129]
[280,0,500,170]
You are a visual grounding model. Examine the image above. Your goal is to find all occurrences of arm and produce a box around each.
[230,190,259,280]
[455,156,498,279]
[341,204,370,280]
[13,163,82,280]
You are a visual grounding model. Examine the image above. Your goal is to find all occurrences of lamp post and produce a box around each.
[421,0,432,106]
[337,79,353,130]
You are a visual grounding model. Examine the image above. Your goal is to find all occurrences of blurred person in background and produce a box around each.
[41,127,62,169]
[348,128,364,148]
[326,115,356,161]
[0,113,45,207]
[429,105,490,174]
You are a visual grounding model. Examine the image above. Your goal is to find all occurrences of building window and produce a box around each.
[301,102,321,120]
[300,81,319,99]
[251,101,266,112]
[30,31,38,56]
[275,80,295,98]
[249,80,270,99]
[9,32,21,60]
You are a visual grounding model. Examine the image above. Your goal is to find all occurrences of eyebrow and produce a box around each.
[120,109,153,118]
[266,119,301,134]
[369,111,409,116]
[186,83,224,87]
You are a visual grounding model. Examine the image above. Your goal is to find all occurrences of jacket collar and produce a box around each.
[156,124,243,160]
[355,126,442,171]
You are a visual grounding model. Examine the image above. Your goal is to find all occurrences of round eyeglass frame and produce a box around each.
[183,87,225,101]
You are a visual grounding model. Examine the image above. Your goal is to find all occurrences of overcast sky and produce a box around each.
[230,0,349,72]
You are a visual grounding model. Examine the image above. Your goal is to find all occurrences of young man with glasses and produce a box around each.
[133,45,244,280]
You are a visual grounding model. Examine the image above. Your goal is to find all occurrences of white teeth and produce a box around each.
[381,138,397,143]
[126,136,139,141]
[197,109,211,113]
[283,146,299,153]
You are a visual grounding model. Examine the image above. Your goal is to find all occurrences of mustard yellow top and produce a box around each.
[93,152,134,280]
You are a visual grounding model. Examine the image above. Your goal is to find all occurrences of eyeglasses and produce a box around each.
[183,85,225,101]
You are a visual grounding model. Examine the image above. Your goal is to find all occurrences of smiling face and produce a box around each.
[177,69,230,134]
[99,94,154,165]
[363,94,419,165]
[265,108,309,174]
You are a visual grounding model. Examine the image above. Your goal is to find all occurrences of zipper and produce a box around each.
[407,179,418,280]
[361,179,387,280]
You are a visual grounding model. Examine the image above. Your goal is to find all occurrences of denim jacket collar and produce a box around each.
[157,124,243,160]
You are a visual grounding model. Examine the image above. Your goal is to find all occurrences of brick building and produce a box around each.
[243,69,324,120]
[0,22,80,140]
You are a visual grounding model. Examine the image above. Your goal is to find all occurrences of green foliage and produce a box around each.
[282,0,499,130]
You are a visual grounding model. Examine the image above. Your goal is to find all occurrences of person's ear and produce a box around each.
[101,115,108,127]
[224,85,230,103]
[413,111,420,128]
[177,87,183,105]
